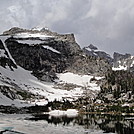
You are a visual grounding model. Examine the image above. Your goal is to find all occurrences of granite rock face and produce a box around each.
[0,27,112,106]
[113,52,134,72]
[0,38,17,70]
[2,28,111,82]
[113,52,131,62]
[0,27,134,108]
[83,44,113,64]
[83,44,134,73]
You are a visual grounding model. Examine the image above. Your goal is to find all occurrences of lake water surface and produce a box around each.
[0,113,134,134]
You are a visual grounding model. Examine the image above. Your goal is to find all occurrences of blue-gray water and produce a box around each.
[0,114,134,134]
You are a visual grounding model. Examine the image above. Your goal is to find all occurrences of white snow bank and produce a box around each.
[31,26,49,31]
[112,65,127,71]
[122,103,130,107]
[0,66,84,105]
[30,99,48,106]
[17,39,45,45]
[57,72,101,91]
[57,72,93,86]
[14,33,53,39]
[43,45,60,54]
[48,109,78,117]
[130,59,134,67]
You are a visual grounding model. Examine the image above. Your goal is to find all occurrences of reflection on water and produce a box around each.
[0,130,25,134]
[28,114,134,134]
[0,128,25,134]
[0,114,134,134]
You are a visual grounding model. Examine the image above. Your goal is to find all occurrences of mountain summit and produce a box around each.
[83,44,113,64]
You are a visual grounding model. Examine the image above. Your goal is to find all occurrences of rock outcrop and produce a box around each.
[0,38,17,70]
[113,52,134,72]
[0,27,134,110]
[2,28,110,82]
[83,44,113,64]
[0,27,112,107]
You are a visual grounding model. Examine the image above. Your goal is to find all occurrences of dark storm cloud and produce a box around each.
[0,0,134,55]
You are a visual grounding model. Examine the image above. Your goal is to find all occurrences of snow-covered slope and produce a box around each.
[0,28,103,107]
[0,63,101,106]
[57,72,101,91]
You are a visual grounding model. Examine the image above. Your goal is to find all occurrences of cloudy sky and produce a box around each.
[0,0,134,55]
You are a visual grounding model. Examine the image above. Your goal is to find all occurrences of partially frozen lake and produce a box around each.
[0,113,134,134]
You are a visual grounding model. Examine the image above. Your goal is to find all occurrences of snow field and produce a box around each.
[48,109,78,117]
[0,34,102,107]
[0,66,101,106]
[13,32,53,39]
[57,72,101,91]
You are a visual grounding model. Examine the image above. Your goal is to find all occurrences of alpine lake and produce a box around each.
[0,113,134,134]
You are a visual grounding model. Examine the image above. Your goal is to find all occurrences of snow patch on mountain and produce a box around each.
[1,63,99,105]
[57,72,101,91]
[83,44,113,64]
[0,66,82,103]
[43,46,61,54]
[31,27,49,31]
[113,53,134,71]
[13,33,53,39]
[17,39,46,45]
[0,64,102,106]
[48,109,78,117]
[129,56,134,67]
[112,64,127,71]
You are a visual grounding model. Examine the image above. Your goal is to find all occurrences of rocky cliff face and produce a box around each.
[0,27,111,107]
[112,52,134,72]
[2,27,81,81]
[83,44,113,64]
[0,39,17,70]
[83,44,134,73]
[2,27,110,81]
[82,44,134,105]
[0,27,134,110]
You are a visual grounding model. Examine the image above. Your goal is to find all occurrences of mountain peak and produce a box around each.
[84,44,98,51]
[31,26,49,31]
[2,27,53,36]
[3,27,25,35]
[113,52,131,61]
[83,44,113,64]
[88,44,98,50]
[2,27,76,43]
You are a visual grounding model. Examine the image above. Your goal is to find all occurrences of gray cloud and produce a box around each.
[0,0,134,56]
